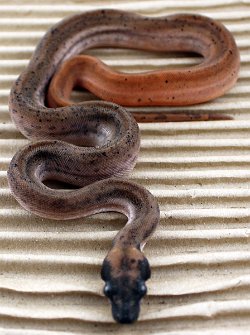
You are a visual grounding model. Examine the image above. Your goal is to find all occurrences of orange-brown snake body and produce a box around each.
[7,9,239,323]
[48,12,240,112]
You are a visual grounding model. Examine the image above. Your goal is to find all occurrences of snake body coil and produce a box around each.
[7,9,239,323]
[47,12,240,109]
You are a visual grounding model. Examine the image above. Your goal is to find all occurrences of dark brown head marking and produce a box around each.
[101,247,150,324]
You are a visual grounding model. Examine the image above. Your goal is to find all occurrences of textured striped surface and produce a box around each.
[1,0,250,334]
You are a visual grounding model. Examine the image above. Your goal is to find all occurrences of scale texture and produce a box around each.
[0,0,250,334]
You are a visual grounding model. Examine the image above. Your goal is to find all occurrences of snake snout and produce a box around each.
[103,277,148,324]
[112,301,140,324]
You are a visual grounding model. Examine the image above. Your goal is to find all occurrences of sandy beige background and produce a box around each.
[0,0,250,334]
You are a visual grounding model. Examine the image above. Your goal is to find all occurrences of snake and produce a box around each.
[47,12,240,111]
[7,9,239,324]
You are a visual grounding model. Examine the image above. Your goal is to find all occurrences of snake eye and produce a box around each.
[104,282,118,298]
[104,283,112,297]
[138,282,147,297]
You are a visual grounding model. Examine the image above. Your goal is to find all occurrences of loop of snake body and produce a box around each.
[47,11,240,118]
[7,9,239,324]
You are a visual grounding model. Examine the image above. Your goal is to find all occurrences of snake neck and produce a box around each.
[99,181,159,324]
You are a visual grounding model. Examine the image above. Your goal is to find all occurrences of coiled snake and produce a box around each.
[7,9,239,323]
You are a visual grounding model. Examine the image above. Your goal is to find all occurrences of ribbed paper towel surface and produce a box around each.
[0,0,250,334]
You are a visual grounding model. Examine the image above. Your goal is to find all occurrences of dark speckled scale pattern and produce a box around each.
[48,12,240,109]
[6,9,241,324]
[7,9,162,324]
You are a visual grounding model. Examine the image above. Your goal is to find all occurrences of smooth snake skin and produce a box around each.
[7,9,239,323]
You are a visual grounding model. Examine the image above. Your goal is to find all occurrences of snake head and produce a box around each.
[101,247,151,324]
